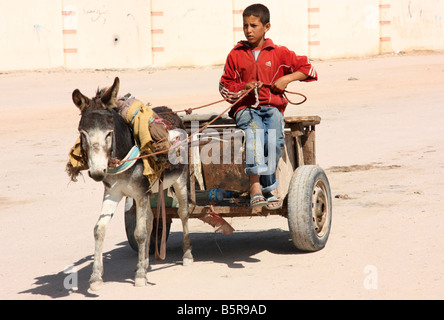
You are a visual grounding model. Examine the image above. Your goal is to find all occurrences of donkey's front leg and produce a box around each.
[173,172,193,266]
[134,196,152,287]
[89,190,122,291]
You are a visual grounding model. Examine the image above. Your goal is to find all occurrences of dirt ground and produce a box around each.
[1,52,443,300]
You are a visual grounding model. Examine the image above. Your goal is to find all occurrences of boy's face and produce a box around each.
[243,15,270,48]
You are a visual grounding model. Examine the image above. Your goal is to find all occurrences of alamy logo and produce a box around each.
[363,265,378,290]
[63,265,78,291]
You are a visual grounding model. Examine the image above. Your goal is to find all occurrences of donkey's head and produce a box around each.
[73,77,120,182]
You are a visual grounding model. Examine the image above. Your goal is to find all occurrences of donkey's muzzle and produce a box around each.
[88,168,106,182]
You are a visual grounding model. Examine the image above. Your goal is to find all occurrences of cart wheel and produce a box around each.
[124,197,172,254]
[287,165,332,251]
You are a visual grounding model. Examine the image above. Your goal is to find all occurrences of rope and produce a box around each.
[156,98,227,116]
[262,83,307,105]
[284,90,307,105]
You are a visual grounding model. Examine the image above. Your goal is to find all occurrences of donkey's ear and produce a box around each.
[72,89,90,112]
[101,77,120,108]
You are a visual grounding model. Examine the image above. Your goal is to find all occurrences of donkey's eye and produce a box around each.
[105,132,113,146]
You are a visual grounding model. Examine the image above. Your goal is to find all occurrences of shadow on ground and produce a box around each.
[19,228,303,298]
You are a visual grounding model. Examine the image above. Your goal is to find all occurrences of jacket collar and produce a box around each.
[234,38,275,50]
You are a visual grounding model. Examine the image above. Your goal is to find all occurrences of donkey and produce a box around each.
[72,77,193,290]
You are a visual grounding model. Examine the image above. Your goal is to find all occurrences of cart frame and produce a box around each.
[165,114,321,218]
[125,114,332,252]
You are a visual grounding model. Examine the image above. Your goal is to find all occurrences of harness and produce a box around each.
[107,145,140,174]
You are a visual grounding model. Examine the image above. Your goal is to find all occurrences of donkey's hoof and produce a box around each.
[134,276,147,287]
[183,257,194,266]
[89,280,103,291]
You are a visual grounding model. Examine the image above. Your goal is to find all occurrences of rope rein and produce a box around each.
[109,84,306,167]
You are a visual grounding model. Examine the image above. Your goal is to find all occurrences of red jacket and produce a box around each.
[219,38,317,118]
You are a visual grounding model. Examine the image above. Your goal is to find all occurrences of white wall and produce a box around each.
[315,0,381,59]
[0,0,443,71]
[0,0,64,70]
[391,0,444,52]
[62,0,152,69]
[153,0,233,67]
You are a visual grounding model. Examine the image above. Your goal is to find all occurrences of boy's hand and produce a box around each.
[270,77,289,95]
[271,72,310,95]
[246,81,263,91]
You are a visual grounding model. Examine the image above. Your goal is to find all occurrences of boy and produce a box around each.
[219,4,317,209]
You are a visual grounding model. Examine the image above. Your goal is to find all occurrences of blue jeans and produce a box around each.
[235,107,285,193]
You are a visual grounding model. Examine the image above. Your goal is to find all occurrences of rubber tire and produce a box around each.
[287,165,332,252]
[124,197,172,254]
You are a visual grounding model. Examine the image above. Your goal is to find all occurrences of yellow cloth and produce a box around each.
[66,137,88,182]
[68,137,87,169]
[125,100,160,182]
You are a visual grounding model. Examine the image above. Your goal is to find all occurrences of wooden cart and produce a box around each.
[125,114,332,252]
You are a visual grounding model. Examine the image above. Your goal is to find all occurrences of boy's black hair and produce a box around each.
[243,4,270,25]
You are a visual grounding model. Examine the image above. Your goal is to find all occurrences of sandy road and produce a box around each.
[0,52,443,300]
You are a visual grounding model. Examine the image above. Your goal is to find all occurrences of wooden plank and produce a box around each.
[199,132,249,192]
[163,205,287,219]
[183,115,320,128]
[189,146,196,204]
[302,127,316,165]
[288,123,305,166]
[183,115,321,130]
[295,135,305,166]
[181,113,235,126]
[284,116,321,126]
[276,136,296,200]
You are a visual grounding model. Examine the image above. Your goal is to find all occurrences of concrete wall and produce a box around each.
[0,0,443,71]
[63,0,152,69]
[0,0,64,71]
[311,0,381,59]
[391,0,444,52]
